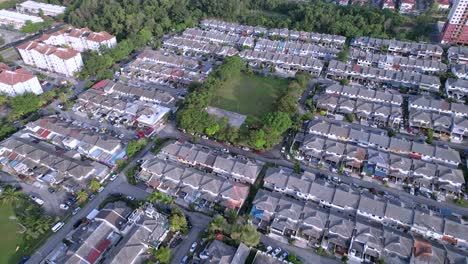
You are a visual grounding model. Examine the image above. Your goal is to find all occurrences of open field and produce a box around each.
[211,72,289,119]
[0,205,23,264]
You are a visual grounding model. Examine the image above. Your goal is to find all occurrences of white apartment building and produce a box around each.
[40,27,117,52]
[17,41,83,77]
[17,0,66,17]
[0,66,43,96]
[0,9,43,29]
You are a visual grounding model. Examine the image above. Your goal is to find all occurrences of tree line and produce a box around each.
[47,0,425,42]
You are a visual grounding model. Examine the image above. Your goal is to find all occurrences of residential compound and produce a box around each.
[73,80,171,130]
[162,19,347,77]
[121,49,211,87]
[441,0,468,45]
[315,84,404,129]
[17,41,83,77]
[0,9,43,29]
[46,202,169,264]
[252,173,468,263]
[17,27,116,76]
[409,97,468,143]
[39,27,117,52]
[135,140,262,212]
[16,0,66,17]
[296,118,464,193]
[0,63,43,96]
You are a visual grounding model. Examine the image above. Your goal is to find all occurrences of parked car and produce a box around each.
[59,204,69,210]
[190,242,198,253]
[30,195,44,205]
[109,174,118,181]
[279,251,288,261]
[272,248,281,256]
[266,246,273,253]
[72,207,81,215]
[180,256,188,264]
[126,195,135,201]
[97,186,105,193]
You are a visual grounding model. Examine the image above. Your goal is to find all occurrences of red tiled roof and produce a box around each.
[86,239,111,264]
[0,68,36,86]
[437,0,449,4]
[91,79,109,89]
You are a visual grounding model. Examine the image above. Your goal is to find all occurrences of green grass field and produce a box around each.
[211,73,289,119]
[0,205,23,264]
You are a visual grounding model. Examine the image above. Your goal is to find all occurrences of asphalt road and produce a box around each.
[170,210,212,264]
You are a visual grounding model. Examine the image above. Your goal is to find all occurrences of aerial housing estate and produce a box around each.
[17,27,117,77]
[16,0,66,17]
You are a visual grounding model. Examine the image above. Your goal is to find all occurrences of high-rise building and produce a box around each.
[441,0,468,45]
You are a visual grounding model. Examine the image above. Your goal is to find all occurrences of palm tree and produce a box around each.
[149,246,171,264]
[88,179,101,193]
[76,190,88,203]
[0,185,23,205]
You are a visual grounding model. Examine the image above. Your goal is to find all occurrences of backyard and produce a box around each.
[211,72,289,119]
[0,205,24,264]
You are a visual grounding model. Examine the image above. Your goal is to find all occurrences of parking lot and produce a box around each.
[0,171,69,216]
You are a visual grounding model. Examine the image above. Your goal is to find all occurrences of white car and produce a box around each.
[189,242,198,253]
[266,246,273,253]
[97,186,105,193]
[59,204,69,210]
[30,195,44,205]
[109,174,118,181]
[272,247,281,256]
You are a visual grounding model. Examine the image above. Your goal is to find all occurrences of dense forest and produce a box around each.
[44,0,427,41]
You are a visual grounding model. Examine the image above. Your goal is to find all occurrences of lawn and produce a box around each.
[211,72,289,119]
[0,205,23,264]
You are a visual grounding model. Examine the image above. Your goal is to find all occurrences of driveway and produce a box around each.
[260,235,340,264]
[170,210,211,264]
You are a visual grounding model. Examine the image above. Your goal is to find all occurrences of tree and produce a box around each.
[210,215,228,234]
[9,93,42,119]
[262,111,292,136]
[230,224,260,247]
[149,246,171,264]
[126,139,148,158]
[169,210,187,233]
[340,79,350,85]
[248,129,267,150]
[205,121,220,136]
[76,190,89,203]
[426,128,434,144]
[0,185,22,205]
[89,179,101,193]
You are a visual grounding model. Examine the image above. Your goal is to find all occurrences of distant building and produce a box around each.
[400,0,416,13]
[382,0,396,9]
[40,27,117,52]
[441,0,468,45]
[0,63,42,96]
[0,9,43,29]
[437,0,450,9]
[17,41,83,77]
[17,0,66,17]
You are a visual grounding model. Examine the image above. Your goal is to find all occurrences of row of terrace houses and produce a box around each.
[327,60,441,93]
[348,49,448,75]
[252,189,468,263]
[447,46,468,64]
[100,80,175,106]
[254,38,340,60]
[0,136,109,188]
[138,154,250,212]
[325,84,403,106]
[239,49,323,77]
[298,134,464,192]
[446,78,468,104]
[25,117,126,166]
[350,37,443,60]
[409,111,468,142]
[74,88,170,129]
[305,119,462,166]
[136,49,200,70]
[410,97,468,118]
[315,94,403,129]
[159,141,262,184]
[182,28,255,48]
[200,19,346,47]
[163,36,238,57]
